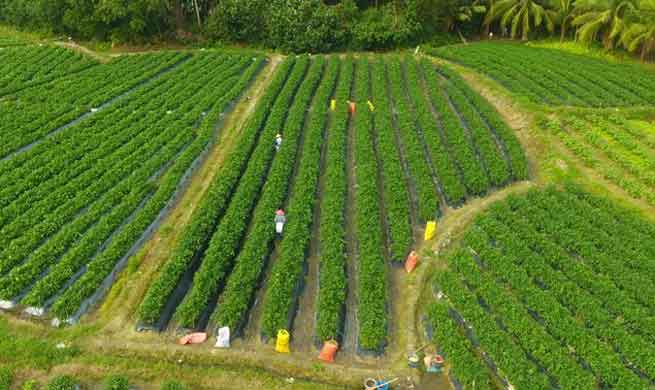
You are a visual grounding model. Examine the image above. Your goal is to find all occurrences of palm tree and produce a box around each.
[571,0,637,49]
[486,0,554,40]
[620,0,655,61]
[547,0,575,41]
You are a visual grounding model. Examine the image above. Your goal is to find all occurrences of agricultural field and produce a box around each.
[546,113,655,206]
[0,46,264,324]
[3,39,655,390]
[427,186,655,389]
[136,53,527,354]
[430,42,655,107]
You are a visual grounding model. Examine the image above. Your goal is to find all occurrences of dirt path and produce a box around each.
[95,55,284,332]
[55,41,111,63]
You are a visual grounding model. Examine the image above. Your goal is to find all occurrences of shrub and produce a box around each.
[46,376,77,390]
[104,375,129,390]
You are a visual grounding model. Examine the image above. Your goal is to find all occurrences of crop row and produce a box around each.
[0,55,212,202]
[489,199,655,343]
[431,42,655,106]
[0,52,187,158]
[0,46,96,95]
[136,57,294,326]
[168,56,313,329]
[259,57,339,338]
[386,57,440,222]
[370,58,413,262]
[430,187,655,388]
[450,249,598,389]
[48,54,264,320]
[352,58,388,351]
[315,57,353,342]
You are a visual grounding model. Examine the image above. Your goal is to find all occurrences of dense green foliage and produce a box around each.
[104,375,130,390]
[546,113,655,205]
[432,42,655,106]
[0,50,261,321]
[136,57,294,327]
[259,58,339,338]
[46,375,77,390]
[430,186,655,388]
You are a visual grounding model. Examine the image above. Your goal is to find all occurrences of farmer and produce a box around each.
[274,133,282,151]
[275,209,286,234]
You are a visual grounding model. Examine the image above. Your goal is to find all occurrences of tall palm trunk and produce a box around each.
[560,23,566,41]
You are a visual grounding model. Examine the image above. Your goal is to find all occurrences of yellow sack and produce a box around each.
[424,221,437,241]
[275,329,290,353]
[367,100,375,112]
[330,99,336,111]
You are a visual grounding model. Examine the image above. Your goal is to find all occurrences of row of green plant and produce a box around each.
[259,57,339,338]
[431,42,655,106]
[315,57,353,343]
[0,51,187,159]
[48,54,263,320]
[431,188,655,389]
[209,57,325,333]
[0,372,187,390]
[136,57,294,326]
[166,56,311,330]
[352,58,388,352]
[370,58,413,262]
[0,45,95,95]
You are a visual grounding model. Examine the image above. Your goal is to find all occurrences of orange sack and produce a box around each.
[178,332,207,345]
[405,251,419,273]
[318,340,339,363]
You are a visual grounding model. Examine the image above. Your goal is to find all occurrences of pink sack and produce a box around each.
[178,332,207,345]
